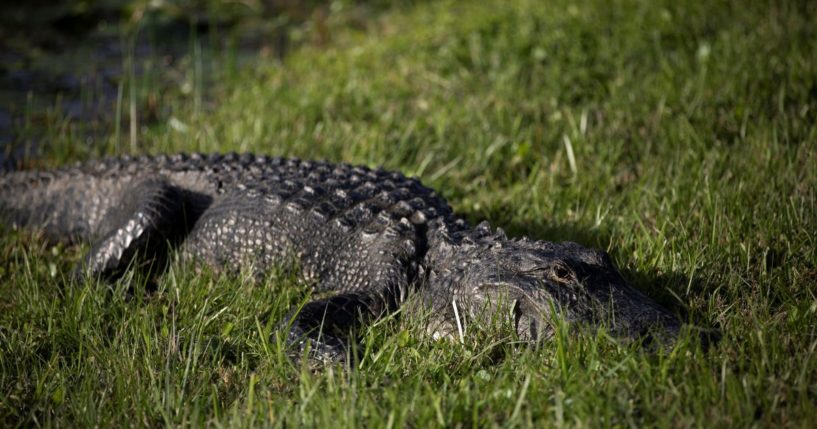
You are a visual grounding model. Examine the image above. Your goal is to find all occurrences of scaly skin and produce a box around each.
[0,153,682,362]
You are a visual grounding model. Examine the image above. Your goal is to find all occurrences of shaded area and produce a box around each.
[0,0,405,165]
[462,207,699,317]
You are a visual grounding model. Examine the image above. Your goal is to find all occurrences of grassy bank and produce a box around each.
[2,0,816,426]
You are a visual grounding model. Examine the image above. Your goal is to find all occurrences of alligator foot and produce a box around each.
[286,325,348,365]
[73,179,184,282]
[281,292,390,365]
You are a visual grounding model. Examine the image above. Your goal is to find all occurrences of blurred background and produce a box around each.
[0,0,414,162]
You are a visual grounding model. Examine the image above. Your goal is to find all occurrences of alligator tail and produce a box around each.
[0,168,103,242]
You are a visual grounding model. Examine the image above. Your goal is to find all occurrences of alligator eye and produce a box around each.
[550,264,574,282]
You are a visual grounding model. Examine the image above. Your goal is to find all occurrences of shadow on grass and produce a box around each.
[496,214,723,349]
[459,209,716,323]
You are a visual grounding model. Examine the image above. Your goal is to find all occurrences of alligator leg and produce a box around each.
[282,291,391,364]
[73,178,185,281]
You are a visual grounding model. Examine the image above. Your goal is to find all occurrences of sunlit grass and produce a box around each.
[2,0,816,426]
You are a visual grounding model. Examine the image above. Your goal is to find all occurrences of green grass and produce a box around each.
[2,0,816,426]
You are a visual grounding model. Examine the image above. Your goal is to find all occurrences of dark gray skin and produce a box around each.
[0,153,682,362]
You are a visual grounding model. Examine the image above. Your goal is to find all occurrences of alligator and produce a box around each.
[0,153,683,362]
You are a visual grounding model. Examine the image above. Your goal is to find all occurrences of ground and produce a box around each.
[1,0,816,427]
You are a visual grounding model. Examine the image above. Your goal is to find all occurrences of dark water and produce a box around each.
[0,1,301,167]
[0,1,395,167]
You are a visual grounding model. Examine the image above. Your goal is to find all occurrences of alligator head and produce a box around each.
[421,222,682,347]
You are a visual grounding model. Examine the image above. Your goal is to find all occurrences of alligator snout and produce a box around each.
[452,240,687,348]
